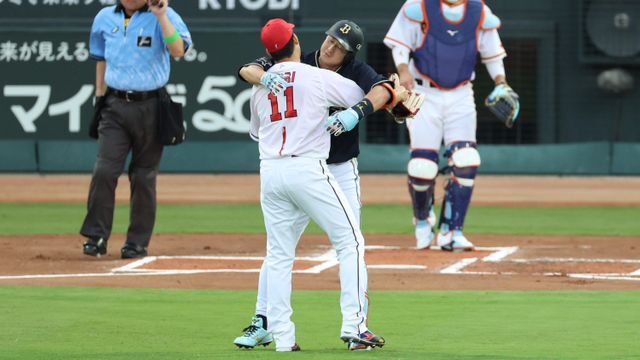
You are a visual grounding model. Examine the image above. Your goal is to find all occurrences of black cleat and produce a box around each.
[83,237,107,257]
[121,243,148,259]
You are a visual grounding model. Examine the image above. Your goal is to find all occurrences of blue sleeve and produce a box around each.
[89,11,105,61]
[351,60,388,93]
[166,8,192,50]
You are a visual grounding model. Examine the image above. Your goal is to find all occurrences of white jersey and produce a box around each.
[250,61,364,160]
[384,0,506,81]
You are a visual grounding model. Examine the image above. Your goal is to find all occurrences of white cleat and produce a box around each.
[415,209,437,250]
[437,230,475,252]
[415,220,434,250]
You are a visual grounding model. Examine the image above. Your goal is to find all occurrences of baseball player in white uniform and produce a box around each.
[384,0,516,251]
[248,18,385,352]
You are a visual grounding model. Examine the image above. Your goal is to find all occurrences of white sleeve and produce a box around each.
[320,69,365,109]
[485,60,505,81]
[249,87,260,142]
[384,0,423,66]
[479,5,507,63]
[479,29,506,63]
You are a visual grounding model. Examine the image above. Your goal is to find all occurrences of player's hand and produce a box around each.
[148,0,167,16]
[398,68,415,91]
[389,73,409,105]
[326,108,359,136]
[260,73,289,95]
[485,83,520,128]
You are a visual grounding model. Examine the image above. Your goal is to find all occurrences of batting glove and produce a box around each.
[260,72,289,95]
[326,108,359,136]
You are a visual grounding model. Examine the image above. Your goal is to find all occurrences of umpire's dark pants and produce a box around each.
[80,93,163,249]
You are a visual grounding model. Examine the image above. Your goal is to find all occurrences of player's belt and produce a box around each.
[109,88,161,102]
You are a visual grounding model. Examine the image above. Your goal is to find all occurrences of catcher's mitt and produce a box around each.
[485,83,520,128]
[386,73,425,124]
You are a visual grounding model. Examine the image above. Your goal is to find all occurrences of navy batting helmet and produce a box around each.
[325,20,364,54]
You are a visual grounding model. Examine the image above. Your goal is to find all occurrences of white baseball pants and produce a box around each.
[408,82,477,149]
[259,157,368,349]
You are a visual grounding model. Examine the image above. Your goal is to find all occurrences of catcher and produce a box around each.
[384,0,520,252]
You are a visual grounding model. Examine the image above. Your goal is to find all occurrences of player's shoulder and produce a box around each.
[402,0,424,23]
[94,5,117,21]
[272,61,316,75]
[481,3,501,30]
[301,51,318,66]
[343,58,376,78]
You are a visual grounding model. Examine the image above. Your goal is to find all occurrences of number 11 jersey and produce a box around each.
[249,61,364,160]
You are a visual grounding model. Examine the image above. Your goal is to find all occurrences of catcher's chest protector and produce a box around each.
[413,0,483,88]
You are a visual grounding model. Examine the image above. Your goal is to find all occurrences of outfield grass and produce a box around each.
[0,203,639,236]
[1,287,639,359]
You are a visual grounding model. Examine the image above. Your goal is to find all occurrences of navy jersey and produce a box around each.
[238,51,389,164]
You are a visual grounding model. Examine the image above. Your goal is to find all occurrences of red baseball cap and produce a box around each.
[261,18,295,54]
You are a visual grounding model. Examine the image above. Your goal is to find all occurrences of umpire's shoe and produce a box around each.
[121,243,148,259]
[234,315,273,349]
[83,237,107,257]
[341,330,385,349]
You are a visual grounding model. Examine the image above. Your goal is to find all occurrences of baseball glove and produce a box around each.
[386,73,425,124]
[485,83,520,128]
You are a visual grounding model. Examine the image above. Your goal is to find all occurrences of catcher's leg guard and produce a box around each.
[439,142,480,232]
[407,149,439,221]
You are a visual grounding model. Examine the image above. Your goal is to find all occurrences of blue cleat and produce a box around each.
[233,316,273,349]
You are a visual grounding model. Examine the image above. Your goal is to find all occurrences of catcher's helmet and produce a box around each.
[325,20,364,54]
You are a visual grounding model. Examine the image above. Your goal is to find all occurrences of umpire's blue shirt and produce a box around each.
[89,4,192,91]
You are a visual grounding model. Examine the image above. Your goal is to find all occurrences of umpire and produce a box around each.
[80,0,191,259]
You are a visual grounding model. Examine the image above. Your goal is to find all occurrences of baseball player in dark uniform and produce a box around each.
[233,20,400,351]
[80,0,191,259]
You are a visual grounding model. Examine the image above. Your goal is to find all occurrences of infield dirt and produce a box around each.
[0,174,638,290]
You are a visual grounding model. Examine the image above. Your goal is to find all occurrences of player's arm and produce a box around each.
[237,57,289,95]
[355,63,402,111]
[384,0,423,90]
[95,61,106,96]
[479,6,520,127]
[149,1,188,57]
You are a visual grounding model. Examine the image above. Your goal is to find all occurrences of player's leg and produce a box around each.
[407,85,444,249]
[328,159,362,225]
[292,159,384,348]
[328,159,371,330]
[260,160,303,351]
[126,98,164,258]
[80,97,132,256]
[234,213,309,348]
[256,213,308,316]
[437,84,480,251]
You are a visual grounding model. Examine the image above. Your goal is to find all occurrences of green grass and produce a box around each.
[1,287,639,359]
[0,203,638,236]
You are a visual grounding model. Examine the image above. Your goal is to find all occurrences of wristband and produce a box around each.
[163,30,180,44]
[350,98,374,120]
[380,82,397,109]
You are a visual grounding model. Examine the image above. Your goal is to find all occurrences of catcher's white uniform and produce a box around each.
[384,0,508,250]
[384,0,506,149]
[250,60,368,350]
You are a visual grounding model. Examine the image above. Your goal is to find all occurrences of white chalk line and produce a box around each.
[3,245,640,281]
[438,246,640,281]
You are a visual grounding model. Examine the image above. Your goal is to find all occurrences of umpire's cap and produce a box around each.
[325,20,364,53]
